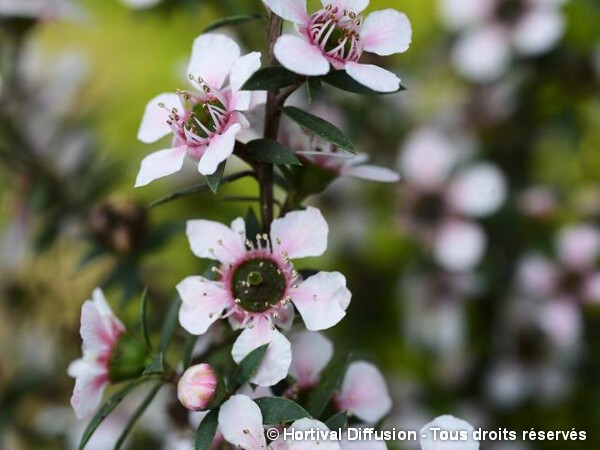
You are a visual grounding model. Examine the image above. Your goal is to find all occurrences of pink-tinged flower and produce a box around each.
[68,288,125,420]
[440,0,569,82]
[334,361,392,424]
[263,0,411,93]
[177,207,351,386]
[398,127,506,271]
[135,34,263,186]
[517,185,559,220]
[420,415,479,450]
[0,0,78,21]
[177,363,218,411]
[289,331,334,389]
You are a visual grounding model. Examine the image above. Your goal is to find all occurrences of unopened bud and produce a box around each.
[177,363,218,411]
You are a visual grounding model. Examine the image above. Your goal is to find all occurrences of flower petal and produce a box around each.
[556,225,600,270]
[538,300,581,349]
[137,93,181,144]
[438,0,492,30]
[70,363,108,420]
[420,415,479,450]
[292,271,350,331]
[231,317,292,386]
[187,34,241,89]
[270,207,328,259]
[274,35,330,76]
[321,0,368,14]
[361,10,411,56]
[290,331,333,389]
[177,276,232,335]
[512,8,564,56]
[434,220,486,272]
[218,395,266,449]
[80,295,123,355]
[229,51,262,110]
[449,163,506,217]
[336,361,391,424]
[135,146,187,187]
[198,123,241,175]
[517,254,558,297]
[344,62,400,93]
[186,217,246,264]
[263,0,308,24]
[341,164,400,182]
[288,418,340,450]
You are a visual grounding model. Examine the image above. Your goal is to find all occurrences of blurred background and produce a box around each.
[1,0,599,449]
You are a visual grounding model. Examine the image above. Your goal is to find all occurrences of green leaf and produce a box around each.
[203,14,267,33]
[254,397,310,424]
[306,77,322,103]
[283,106,355,154]
[195,408,219,450]
[305,354,351,418]
[322,70,406,95]
[139,288,152,351]
[247,139,301,166]
[158,297,181,354]
[183,332,199,369]
[78,378,149,450]
[207,161,226,194]
[231,344,269,388]
[142,353,164,376]
[114,382,164,450]
[325,410,347,430]
[242,66,303,91]
[245,208,261,245]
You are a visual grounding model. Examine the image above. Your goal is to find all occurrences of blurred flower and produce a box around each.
[264,0,411,92]
[177,207,351,386]
[517,185,559,220]
[439,0,569,82]
[136,34,264,186]
[120,0,162,9]
[420,415,479,450]
[289,330,333,390]
[177,363,219,411]
[0,0,78,22]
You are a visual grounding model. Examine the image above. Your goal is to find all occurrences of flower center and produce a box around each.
[185,97,227,139]
[495,0,525,25]
[414,193,446,225]
[231,258,287,313]
[307,5,362,63]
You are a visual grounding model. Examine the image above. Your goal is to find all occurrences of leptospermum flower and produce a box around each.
[135,34,263,187]
[420,415,479,450]
[263,0,412,93]
[439,0,569,82]
[177,207,351,386]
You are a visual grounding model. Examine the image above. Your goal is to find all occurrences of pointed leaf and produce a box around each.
[195,408,219,450]
[242,66,304,91]
[305,353,351,418]
[325,410,347,430]
[203,14,267,33]
[245,207,261,246]
[231,343,269,388]
[247,139,301,166]
[207,161,226,194]
[139,288,152,351]
[183,332,199,369]
[158,297,182,354]
[322,70,406,95]
[306,77,322,103]
[254,397,310,424]
[142,353,164,376]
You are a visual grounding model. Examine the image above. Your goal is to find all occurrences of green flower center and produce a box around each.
[186,98,225,138]
[231,258,287,313]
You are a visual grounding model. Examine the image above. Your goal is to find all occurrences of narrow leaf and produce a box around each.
[158,297,182,354]
[139,288,152,351]
[247,139,301,166]
[114,382,164,450]
[207,161,226,194]
[78,378,149,450]
[283,106,355,154]
[254,397,310,424]
[195,408,219,450]
[322,70,406,95]
[242,66,303,91]
[306,77,322,103]
[142,353,164,376]
[231,344,269,388]
[325,410,347,430]
[305,354,351,417]
[203,14,267,33]
[245,208,261,246]
[183,332,199,369]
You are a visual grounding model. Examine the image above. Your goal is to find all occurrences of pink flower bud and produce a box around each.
[177,363,218,411]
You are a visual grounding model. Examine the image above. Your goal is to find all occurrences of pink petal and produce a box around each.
[341,164,400,182]
[135,145,187,187]
[538,300,581,349]
[137,93,181,144]
[186,217,246,264]
[218,395,266,449]
[336,361,391,424]
[197,123,241,175]
[290,331,333,389]
[292,271,350,331]
[231,317,292,386]
[517,254,558,297]
[263,0,308,24]
[177,276,232,335]
[187,34,241,90]
[512,8,564,56]
[321,0,368,14]
[420,415,479,450]
[344,62,400,93]
[80,299,121,356]
[270,207,328,259]
[434,220,486,272]
[288,419,340,450]
[229,52,262,110]
[556,225,600,270]
[274,35,330,76]
[584,272,600,303]
[361,9,411,56]
[449,163,506,218]
[70,362,108,420]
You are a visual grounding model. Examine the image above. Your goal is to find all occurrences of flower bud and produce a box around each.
[177,363,219,411]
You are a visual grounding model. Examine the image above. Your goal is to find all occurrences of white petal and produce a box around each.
[137,93,181,143]
[344,62,400,93]
[288,418,340,450]
[292,271,350,331]
[434,221,486,272]
[556,225,600,269]
[449,163,506,217]
[517,254,558,297]
[341,164,400,182]
[263,0,308,24]
[289,331,333,388]
[70,366,107,420]
[187,34,241,89]
[186,217,246,264]
[232,318,292,386]
[177,276,231,335]
[513,8,564,56]
[336,361,391,424]
[218,395,266,449]
[321,0,368,14]
[229,51,262,110]
[438,0,492,30]
[452,26,511,82]
[198,123,241,175]
[340,427,387,450]
[420,415,479,450]
[274,35,330,76]
[361,10,411,56]
[135,146,187,187]
[80,296,123,355]
[270,207,328,259]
